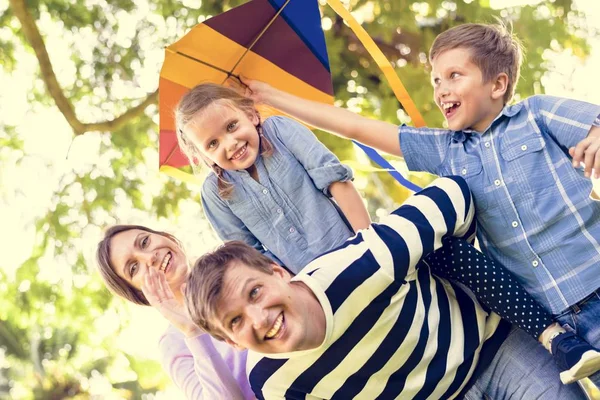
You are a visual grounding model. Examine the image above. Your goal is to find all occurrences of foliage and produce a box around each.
[0,0,595,398]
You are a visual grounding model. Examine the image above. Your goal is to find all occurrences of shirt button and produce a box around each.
[262,189,268,194]
[276,208,282,214]
[511,221,519,228]
[494,179,501,186]
[484,142,491,148]
[521,145,528,151]
[532,260,539,267]
[461,168,467,175]
[289,227,296,233]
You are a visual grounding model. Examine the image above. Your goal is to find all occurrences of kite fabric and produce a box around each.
[158,0,422,191]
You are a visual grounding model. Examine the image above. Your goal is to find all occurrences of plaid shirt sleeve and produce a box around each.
[530,95,600,149]
[399,124,453,175]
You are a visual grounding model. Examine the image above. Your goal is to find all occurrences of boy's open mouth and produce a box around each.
[264,312,285,340]
[442,101,461,118]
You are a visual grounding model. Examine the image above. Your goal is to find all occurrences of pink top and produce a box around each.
[158,325,255,399]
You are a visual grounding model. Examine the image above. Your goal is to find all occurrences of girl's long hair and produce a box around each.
[175,83,272,199]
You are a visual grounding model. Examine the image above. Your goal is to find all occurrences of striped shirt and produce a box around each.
[400,95,600,314]
[247,176,503,399]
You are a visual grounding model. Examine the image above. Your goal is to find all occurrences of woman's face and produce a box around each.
[109,229,189,298]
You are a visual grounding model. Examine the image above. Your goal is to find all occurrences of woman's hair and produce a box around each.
[174,83,272,199]
[96,225,184,306]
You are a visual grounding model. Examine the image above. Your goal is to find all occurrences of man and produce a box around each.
[184,176,582,399]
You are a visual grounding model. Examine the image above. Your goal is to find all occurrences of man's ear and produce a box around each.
[491,72,509,101]
[272,263,292,282]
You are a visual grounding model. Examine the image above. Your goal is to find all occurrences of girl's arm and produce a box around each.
[329,181,371,232]
[243,78,403,157]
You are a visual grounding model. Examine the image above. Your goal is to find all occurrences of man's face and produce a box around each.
[212,261,324,354]
[431,47,502,133]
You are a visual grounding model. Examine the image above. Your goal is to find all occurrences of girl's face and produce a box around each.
[109,229,189,301]
[184,101,261,171]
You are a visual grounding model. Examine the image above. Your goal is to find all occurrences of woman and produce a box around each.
[96,225,253,399]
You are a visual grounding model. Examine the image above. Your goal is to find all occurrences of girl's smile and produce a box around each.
[183,100,261,172]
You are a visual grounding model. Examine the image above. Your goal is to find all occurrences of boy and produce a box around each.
[184,176,582,399]
[241,22,600,385]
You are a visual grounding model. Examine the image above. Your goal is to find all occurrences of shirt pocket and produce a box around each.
[500,133,555,192]
[449,155,489,211]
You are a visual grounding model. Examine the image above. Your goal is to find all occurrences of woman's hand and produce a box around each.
[142,267,204,338]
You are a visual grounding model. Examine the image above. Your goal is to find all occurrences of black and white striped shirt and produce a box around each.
[248,176,504,399]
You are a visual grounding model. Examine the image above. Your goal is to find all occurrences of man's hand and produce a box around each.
[569,125,600,179]
[142,267,204,338]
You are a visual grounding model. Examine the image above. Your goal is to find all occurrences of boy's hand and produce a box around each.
[142,267,204,338]
[239,77,275,105]
[569,126,600,179]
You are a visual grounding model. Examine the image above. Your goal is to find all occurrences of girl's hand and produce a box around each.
[141,267,204,338]
[569,126,600,179]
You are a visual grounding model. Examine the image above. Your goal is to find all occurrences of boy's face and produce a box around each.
[431,47,504,133]
[211,261,325,354]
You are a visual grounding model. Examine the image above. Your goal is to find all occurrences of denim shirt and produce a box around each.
[201,116,354,274]
[400,95,600,314]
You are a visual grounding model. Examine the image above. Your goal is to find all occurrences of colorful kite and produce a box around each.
[159,0,423,191]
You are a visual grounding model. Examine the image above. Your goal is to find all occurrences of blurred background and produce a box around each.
[1,0,599,398]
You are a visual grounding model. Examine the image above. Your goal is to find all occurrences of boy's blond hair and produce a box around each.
[429,22,524,103]
[184,241,275,341]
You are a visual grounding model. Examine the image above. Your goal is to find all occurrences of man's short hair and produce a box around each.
[184,241,274,341]
[429,22,524,103]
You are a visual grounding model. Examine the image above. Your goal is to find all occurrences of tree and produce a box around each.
[0,0,595,397]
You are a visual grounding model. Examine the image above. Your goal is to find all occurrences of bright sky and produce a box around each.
[1,0,599,397]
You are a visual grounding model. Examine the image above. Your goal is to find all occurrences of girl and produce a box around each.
[174,83,371,273]
[96,225,251,400]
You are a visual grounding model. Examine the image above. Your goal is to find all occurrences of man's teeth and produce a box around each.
[160,252,171,272]
[265,314,283,339]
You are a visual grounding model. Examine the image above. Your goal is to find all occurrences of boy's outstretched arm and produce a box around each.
[570,125,600,179]
[329,180,371,232]
[242,78,403,157]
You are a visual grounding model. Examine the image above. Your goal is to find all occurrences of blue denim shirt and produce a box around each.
[400,95,600,314]
[201,116,354,274]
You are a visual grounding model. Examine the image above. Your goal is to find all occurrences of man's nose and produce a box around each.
[248,305,267,329]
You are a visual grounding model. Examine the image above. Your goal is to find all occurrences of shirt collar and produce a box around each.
[450,102,523,143]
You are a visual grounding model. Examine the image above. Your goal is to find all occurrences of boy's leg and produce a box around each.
[555,291,600,388]
[425,237,600,384]
[424,237,553,338]
[462,326,586,399]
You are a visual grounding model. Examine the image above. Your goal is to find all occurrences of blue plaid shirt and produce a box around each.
[400,95,600,314]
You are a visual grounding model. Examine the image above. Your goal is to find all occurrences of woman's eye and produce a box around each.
[129,263,138,278]
[227,121,238,132]
[141,236,149,248]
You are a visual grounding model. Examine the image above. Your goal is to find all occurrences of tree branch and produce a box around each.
[8,0,157,135]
